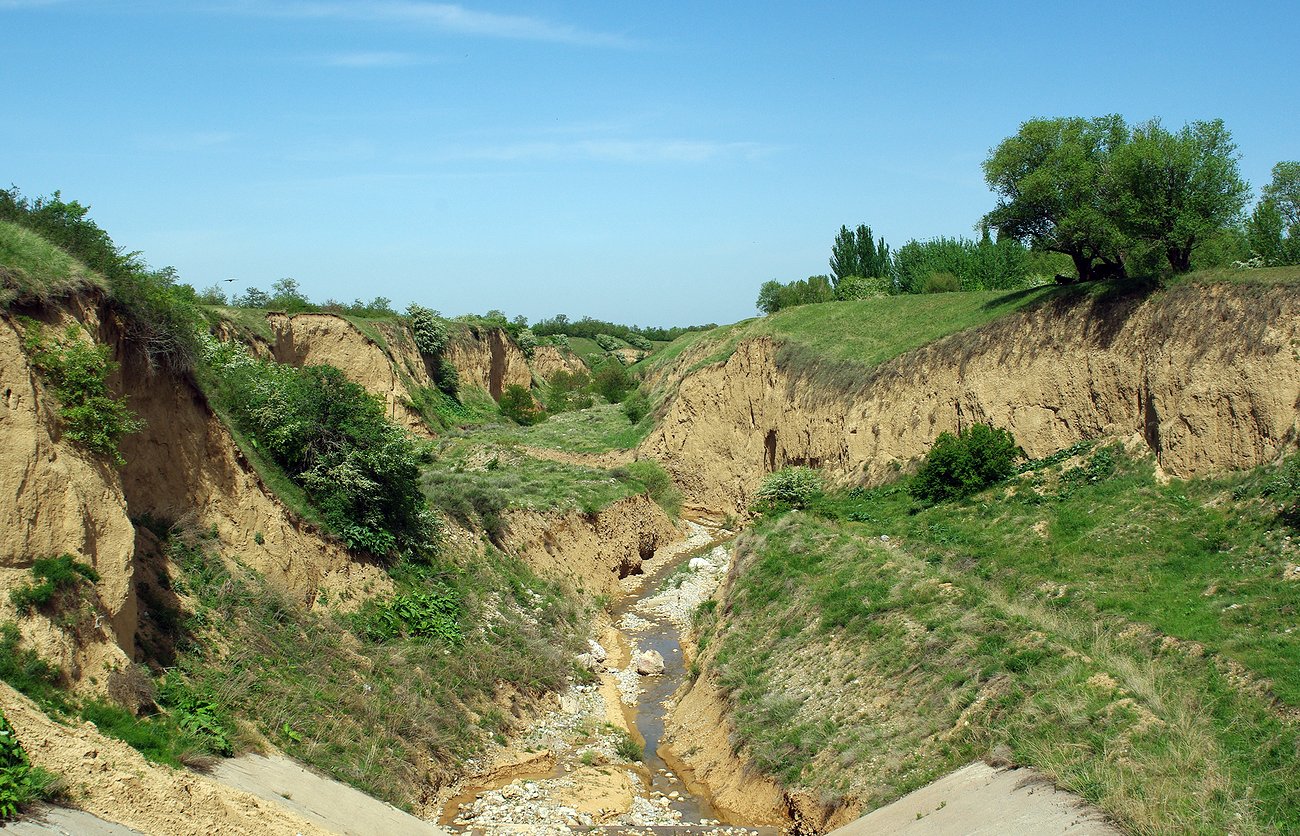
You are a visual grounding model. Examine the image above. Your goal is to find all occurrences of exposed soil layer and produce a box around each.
[643,284,1300,510]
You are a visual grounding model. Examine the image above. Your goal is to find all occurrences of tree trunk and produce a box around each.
[1166,247,1192,273]
[1069,252,1094,282]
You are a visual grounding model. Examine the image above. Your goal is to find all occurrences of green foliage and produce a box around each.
[624,333,652,351]
[163,525,584,809]
[200,337,434,557]
[354,586,462,645]
[754,467,824,510]
[498,384,544,426]
[406,304,450,355]
[911,423,1021,503]
[542,370,594,414]
[20,321,144,466]
[0,189,204,371]
[0,220,104,307]
[0,624,66,709]
[756,275,835,315]
[1247,162,1300,266]
[9,554,100,615]
[621,390,650,424]
[893,236,1032,294]
[830,224,892,285]
[985,116,1251,280]
[515,327,538,357]
[591,360,634,403]
[1108,118,1249,273]
[618,460,682,517]
[983,115,1130,282]
[920,271,960,293]
[613,729,643,763]
[593,333,622,352]
[833,274,892,300]
[433,356,460,397]
[0,710,57,821]
[532,313,713,344]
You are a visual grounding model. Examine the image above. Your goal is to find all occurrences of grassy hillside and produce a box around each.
[644,266,1300,387]
[696,448,1300,833]
[0,221,105,305]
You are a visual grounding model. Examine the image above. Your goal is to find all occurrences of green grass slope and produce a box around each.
[697,448,1300,834]
[0,220,105,305]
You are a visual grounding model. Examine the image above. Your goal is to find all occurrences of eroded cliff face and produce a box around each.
[267,312,434,436]
[503,494,681,597]
[530,344,588,380]
[644,284,1300,511]
[443,324,533,398]
[0,300,390,690]
[0,301,137,685]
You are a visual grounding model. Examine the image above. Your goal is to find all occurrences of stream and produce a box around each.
[439,524,778,835]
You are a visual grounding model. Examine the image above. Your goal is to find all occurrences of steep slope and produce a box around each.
[0,299,137,683]
[442,322,533,398]
[267,313,434,436]
[644,283,1300,511]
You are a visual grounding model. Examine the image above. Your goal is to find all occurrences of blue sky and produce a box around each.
[4,1,1296,326]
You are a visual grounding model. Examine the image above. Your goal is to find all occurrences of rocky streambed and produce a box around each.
[439,524,777,835]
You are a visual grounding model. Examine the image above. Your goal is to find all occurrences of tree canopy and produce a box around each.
[983,115,1249,279]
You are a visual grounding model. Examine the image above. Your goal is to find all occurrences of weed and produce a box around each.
[8,554,99,616]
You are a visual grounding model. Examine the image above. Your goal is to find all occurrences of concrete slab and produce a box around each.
[829,762,1120,835]
[1,805,145,836]
[209,753,448,836]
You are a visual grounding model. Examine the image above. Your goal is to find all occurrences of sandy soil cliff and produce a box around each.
[643,284,1300,511]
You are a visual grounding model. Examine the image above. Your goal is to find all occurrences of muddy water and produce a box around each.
[440,525,777,834]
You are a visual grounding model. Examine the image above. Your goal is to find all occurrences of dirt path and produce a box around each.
[828,762,1119,835]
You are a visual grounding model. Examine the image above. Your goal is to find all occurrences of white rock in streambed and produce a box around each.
[635,649,665,676]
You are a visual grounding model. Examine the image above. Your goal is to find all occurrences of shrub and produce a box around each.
[754,467,824,510]
[20,321,144,467]
[921,271,961,293]
[593,334,622,352]
[543,370,593,414]
[911,423,1022,503]
[201,337,435,558]
[592,360,633,403]
[499,384,544,426]
[625,334,652,351]
[515,327,538,358]
[433,356,460,397]
[406,304,449,355]
[9,554,100,615]
[620,460,682,517]
[834,275,892,300]
[622,390,650,424]
[354,585,462,645]
[0,710,57,821]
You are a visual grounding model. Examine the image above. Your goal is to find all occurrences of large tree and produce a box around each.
[983,115,1130,281]
[1248,161,1300,265]
[1107,119,1249,273]
[829,224,891,284]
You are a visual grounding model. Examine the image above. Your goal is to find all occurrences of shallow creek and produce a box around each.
[439,524,778,835]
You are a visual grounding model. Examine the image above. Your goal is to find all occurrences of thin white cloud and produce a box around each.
[243,1,632,47]
[320,50,440,67]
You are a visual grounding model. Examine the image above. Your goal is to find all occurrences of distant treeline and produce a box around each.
[758,116,1300,315]
[198,279,399,319]
[532,315,715,343]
